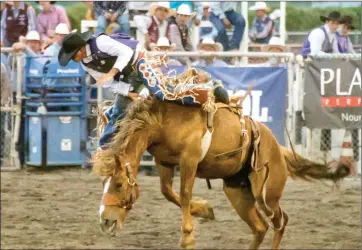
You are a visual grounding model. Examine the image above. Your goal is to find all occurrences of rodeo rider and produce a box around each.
[58,30,149,151]
[58,30,231,156]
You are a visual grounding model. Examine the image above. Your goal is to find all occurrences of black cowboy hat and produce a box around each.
[320,11,341,23]
[339,15,356,30]
[58,30,93,66]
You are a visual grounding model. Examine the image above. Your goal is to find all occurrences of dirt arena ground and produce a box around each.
[1,167,361,249]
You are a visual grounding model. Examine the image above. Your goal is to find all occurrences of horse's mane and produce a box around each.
[93,97,162,176]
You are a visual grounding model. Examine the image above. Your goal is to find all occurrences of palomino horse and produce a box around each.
[93,96,352,249]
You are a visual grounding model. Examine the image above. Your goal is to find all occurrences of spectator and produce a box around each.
[301,11,340,58]
[12,30,41,56]
[93,1,129,35]
[36,1,71,51]
[0,1,37,47]
[269,9,281,35]
[168,4,194,64]
[196,2,218,41]
[336,15,356,54]
[44,23,70,57]
[248,2,274,44]
[260,36,287,67]
[134,2,172,50]
[192,37,228,67]
[150,37,182,66]
[195,2,243,51]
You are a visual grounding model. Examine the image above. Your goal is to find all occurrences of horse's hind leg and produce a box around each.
[156,163,215,219]
[270,206,288,249]
[223,181,269,249]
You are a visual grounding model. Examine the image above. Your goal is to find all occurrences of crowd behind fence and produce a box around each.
[0,49,360,174]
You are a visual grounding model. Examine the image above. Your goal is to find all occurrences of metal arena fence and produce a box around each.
[0,49,360,174]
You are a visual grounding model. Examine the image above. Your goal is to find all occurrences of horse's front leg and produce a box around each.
[179,154,199,249]
[156,162,215,220]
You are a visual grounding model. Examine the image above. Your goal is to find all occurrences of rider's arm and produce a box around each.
[81,64,131,96]
[95,34,134,74]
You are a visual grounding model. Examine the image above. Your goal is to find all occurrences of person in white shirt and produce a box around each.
[301,11,340,58]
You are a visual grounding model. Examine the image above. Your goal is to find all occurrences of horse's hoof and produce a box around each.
[179,233,195,249]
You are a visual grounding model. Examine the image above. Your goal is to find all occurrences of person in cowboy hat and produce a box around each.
[167,4,194,65]
[12,30,41,56]
[301,11,340,58]
[133,2,172,50]
[248,2,274,44]
[192,37,228,67]
[44,23,72,57]
[149,37,182,66]
[260,36,288,67]
[58,30,149,149]
[336,15,356,54]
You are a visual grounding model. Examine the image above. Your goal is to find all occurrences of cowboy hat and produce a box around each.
[261,36,288,52]
[149,2,170,16]
[58,30,93,66]
[177,4,193,16]
[249,2,270,11]
[320,11,341,23]
[197,37,223,52]
[55,23,70,35]
[339,15,355,30]
[25,31,40,41]
[150,37,176,51]
[269,9,281,20]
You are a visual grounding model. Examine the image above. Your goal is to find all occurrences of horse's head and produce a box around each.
[97,159,140,235]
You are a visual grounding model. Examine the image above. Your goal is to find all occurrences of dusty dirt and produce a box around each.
[1,167,361,249]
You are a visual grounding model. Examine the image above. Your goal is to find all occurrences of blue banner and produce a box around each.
[166,66,288,145]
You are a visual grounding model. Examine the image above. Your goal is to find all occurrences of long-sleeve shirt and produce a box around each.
[36,5,70,41]
[169,24,193,51]
[81,35,134,96]
[249,15,274,41]
[308,24,339,56]
[195,2,237,20]
[0,3,37,41]
[93,1,128,17]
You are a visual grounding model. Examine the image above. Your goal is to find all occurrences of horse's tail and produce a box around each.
[281,147,354,182]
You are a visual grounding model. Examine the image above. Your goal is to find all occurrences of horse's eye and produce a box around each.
[115,183,122,192]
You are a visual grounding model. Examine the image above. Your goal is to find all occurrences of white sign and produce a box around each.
[61,139,72,151]
[32,146,37,153]
[59,116,72,124]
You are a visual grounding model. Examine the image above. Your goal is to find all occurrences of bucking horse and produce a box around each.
[92,59,355,249]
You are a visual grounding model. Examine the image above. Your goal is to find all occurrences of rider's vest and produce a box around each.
[82,33,143,90]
